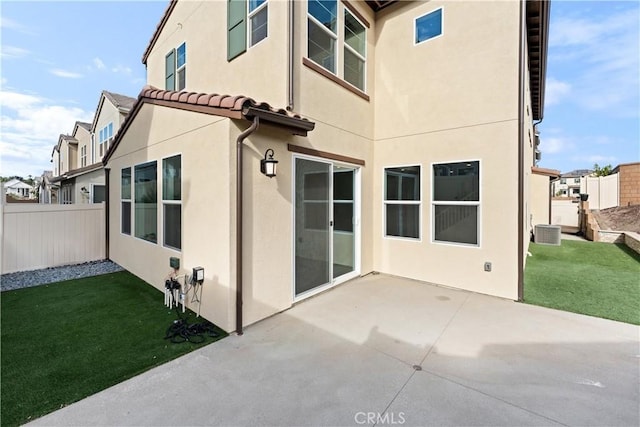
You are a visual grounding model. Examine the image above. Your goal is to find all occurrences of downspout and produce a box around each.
[105,168,110,260]
[533,117,551,223]
[517,0,526,302]
[236,117,260,335]
[287,0,295,111]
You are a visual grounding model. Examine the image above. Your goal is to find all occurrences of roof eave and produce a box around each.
[243,106,315,136]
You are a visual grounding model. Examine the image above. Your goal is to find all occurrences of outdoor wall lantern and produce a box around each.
[260,148,278,178]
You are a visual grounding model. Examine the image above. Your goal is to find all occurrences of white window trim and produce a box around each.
[248,0,268,48]
[383,164,422,242]
[133,160,159,246]
[176,42,187,91]
[306,2,368,93]
[342,8,367,92]
[161,153,182,252]
[414,7,444,46]
[121,167,132,236]
[90,183,105,204]
[430,159,482,248]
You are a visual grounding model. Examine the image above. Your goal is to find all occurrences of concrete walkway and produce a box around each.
[31,274,639,426]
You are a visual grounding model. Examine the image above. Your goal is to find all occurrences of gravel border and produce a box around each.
[0,260,124,292]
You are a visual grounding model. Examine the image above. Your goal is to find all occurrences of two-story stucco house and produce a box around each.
[103,0,550,334]
[552,169,593,198]
[49,91,135,204]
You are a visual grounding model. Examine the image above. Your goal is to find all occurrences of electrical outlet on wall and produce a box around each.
[484,262,492,272]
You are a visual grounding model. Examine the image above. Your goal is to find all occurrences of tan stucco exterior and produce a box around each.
[108,0,547,331]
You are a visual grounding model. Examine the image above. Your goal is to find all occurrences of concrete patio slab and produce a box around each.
[29,273,639,426]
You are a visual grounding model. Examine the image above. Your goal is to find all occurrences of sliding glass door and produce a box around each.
[294,158,358,298]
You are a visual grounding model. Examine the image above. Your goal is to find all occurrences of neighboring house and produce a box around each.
[612,162,640,207]
[37,171,57,204]
[104,0,550,333]
[50,91,135,204]
[4,178,34,199]
[552,169,593,197]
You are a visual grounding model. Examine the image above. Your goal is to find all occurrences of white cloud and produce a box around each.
[1,45,30,59]
[0,17,35,35]
[93,57,106,70]
[49,69,84,79]
[542,136,574,154]
[111,65,132,75]
[0,90,93,177]
[545,77,571,107]
[549,7,639,117]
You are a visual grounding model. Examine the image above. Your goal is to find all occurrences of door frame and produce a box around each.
[292,154,361,302]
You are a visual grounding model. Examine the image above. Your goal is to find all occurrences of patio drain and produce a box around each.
[412,365,422,371]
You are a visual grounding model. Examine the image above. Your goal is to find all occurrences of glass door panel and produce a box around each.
[332,167,355,279]
[295,158,331,296]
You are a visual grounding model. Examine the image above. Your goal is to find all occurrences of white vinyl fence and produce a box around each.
[551,199,579,228]
[1,203,105,274]
[580,174,619,210]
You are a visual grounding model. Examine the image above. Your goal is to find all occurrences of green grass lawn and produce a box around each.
[1,271,227,427]
[525,240,640,325]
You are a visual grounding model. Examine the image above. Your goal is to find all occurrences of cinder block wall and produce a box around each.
[618,164,640,206]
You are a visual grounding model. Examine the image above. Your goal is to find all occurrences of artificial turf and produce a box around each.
[0,271,227,427]
[524,240,640,325]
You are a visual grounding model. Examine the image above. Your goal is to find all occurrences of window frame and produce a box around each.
[91,184,106,204]
[383,164,422,241]
[431,159,481,248]
[414,7,444,46]
[121,167,132,236]
[166,42,186,91]
[80,145,87,167]
[162,153,182,252]
[133,160,158,245]
[248,0,268,47]
[306,0,368,95]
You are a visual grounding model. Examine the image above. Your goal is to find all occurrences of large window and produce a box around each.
[228,0,268,60]
[162,155,181,250]
[307,1,367,92]
[99,122,113,157]
[166,43,186,91]
[92,185,105,204]
[415,8,443,44]
[121,168,131,235]
[432,161,480,246]
[384,166,420,239]
[134,161,157,243]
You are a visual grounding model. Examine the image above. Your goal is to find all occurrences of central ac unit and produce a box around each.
[534,224,561,245]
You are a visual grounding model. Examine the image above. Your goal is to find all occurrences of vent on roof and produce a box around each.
[534,224,561,245]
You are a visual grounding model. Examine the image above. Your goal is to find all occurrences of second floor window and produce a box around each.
[228,0,268,61]
[166,43,186,91]
[80,146,87,167]
[307,0,367,92]
[99,122,113,157]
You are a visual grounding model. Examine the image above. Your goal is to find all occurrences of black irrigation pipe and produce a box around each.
[164,304,219,344]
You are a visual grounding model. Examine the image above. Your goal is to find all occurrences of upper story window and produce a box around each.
[573,178,580,184]
[560,178,566,184]
[228,0,269,61]
[307,1,367,93]
[415,8,443,45]
[98,122,114,157]
[166,42,186,91]
[80,145,87,167]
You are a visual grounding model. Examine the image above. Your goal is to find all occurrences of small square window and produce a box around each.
[415,8,442,44]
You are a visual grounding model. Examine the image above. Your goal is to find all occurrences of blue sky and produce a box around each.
[1,1,639,179]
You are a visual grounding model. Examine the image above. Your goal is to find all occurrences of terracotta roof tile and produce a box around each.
[103,85,315,165]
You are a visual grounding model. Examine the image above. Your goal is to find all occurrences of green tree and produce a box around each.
[593,163,613,177]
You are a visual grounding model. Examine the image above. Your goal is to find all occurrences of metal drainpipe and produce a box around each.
[105,168,110,260]
[517,0,526,302]
[236,117,260,335]
[287,0,295,111]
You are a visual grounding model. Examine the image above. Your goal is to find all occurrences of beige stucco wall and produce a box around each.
[108,104,235,331]
[530,173,551,229]
[145,0,289,108]
[371,1,522,300]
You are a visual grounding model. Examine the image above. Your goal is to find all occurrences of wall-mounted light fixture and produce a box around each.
[81,187,89,193]
[260,148,278,178]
